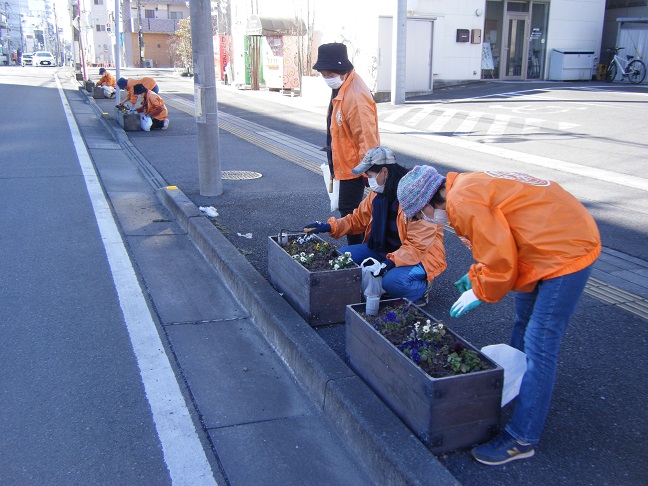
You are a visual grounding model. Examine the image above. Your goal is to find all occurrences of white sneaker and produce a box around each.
[162,118,169,130]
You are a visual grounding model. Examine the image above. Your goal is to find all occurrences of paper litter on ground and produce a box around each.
[199,206,219,217]
[237,232,253,239]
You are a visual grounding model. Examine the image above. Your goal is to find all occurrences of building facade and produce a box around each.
[226,0,607,100]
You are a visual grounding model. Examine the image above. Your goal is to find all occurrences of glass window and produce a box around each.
[170,11,183,20]
[507,1,530,12]
[145,9,155,19]
[94,0,103,4]
[528,3,549,79]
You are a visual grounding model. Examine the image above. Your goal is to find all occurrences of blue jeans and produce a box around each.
[506,265,593,445]
[339,244,428,302]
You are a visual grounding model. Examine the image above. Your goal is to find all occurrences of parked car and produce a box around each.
[32,51,56,67]
[21,53,33,66]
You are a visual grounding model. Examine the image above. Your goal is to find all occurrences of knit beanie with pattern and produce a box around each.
[397,165,446,218]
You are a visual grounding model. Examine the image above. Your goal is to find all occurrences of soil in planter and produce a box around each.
[360,299,494,379]
[282,235,346,272]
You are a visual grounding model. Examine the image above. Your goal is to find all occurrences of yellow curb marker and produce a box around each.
[166,186,178,190]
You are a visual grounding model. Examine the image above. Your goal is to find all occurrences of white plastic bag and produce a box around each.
[361,258,386,298]
[140,114,153,132]
[481,344,527,407]
[103,86,116,98]
[320,163,340,212]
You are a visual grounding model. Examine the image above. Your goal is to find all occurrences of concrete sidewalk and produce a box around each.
[64,76,459,484]
[70,72,648,485]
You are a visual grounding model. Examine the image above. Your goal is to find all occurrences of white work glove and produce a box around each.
[450,289,482,318]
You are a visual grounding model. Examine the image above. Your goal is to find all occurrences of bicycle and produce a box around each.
[605,47,646,84]
[527,48,540,79]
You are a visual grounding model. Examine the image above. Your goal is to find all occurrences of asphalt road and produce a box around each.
[121,70,647,485]
[2,66,647,484]
[0,69,174,482]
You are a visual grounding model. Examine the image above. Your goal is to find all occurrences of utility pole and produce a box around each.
[114,0,120,79]
[189,0,222,196]
[136,0,143,67]
[391,0,407,105]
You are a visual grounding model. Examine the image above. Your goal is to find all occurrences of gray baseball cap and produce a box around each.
[351,146,396,175]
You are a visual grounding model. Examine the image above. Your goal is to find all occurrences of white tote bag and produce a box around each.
[140,114,153,132]
[481,344,527,407]
[320,163,340,212]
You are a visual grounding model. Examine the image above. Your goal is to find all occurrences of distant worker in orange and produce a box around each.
[116,76,159,108]
[133,84,169,131]
[96,68,116,98]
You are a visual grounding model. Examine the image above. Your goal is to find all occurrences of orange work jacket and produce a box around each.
[126,77,157,104]
[97,72,116,87]
[138,91,168,120]
[329,71,380,181]
[328,191,446,282]
[446,171,601,302]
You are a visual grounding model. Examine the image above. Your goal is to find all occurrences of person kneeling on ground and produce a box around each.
[304,147,446,303]
[397,165,601,466]
[133,84,169,130]
[96,68,116,98]
[116,76,158,109]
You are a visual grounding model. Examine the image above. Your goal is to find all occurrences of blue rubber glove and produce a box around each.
[377,259,395,277]
[454,273,472,294]
[304,221,331,234]
[450,289,482,318]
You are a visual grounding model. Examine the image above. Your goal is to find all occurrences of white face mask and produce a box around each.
[421,209,448,225]
[324,76,344,89]
[367,177,385,193]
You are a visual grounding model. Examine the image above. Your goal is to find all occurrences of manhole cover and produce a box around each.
[221,170,262,180]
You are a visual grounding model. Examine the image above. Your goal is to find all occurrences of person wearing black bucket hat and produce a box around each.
[133,84,169,130]
[313,42,380,245]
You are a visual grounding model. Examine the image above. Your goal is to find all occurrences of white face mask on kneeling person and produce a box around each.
[368,177,385,193]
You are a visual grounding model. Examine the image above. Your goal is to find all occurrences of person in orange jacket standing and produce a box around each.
[116,76,159,108]
[313,43,380,245]
[133,84,169,130]
[397,167,601,466]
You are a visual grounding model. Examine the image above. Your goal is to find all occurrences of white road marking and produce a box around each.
[381,118,648,192]
[55,75,217,485]
[486,114,511,136]
[384,106,413,123]
[427,109,458,132]
[406,105,438,126]
[453,112,483,135]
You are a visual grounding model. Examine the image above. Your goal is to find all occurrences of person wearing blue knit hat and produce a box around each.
[397,165,601,466]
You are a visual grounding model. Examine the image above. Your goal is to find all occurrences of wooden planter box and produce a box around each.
[268,234,362,326]
[92,86,105,99]
[115,109,141,131]
[346,299,504,454]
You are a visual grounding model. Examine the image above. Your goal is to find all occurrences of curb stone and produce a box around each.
[77,84,460,485]
[158,187,460,486]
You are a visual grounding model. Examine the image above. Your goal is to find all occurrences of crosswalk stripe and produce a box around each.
[406,106,438,126]
[486,114,511,136]
[427,109,458,132]
[384,107,413,123]
[453,112,483,135]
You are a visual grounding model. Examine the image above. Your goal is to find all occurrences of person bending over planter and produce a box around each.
[133,84,169,131]
[304,147,446,303]
[116,76,159,108]
[397,165,601,466]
